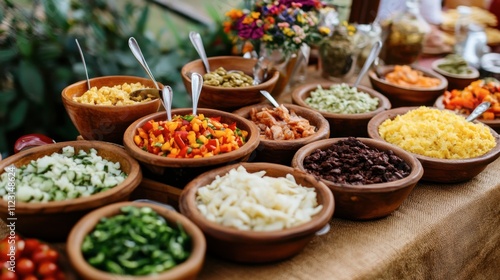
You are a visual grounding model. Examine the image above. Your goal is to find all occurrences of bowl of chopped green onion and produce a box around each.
[0,140,142,241]
[291,82,391,137]
[67,201,206,280]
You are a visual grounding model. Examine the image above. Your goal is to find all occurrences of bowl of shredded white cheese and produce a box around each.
[179,162,334,263]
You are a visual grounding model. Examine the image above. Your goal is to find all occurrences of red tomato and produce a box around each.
[21,276,38,280]
[36,262,57,277]
[0,270,17,280]
[16,259,35,277]
[31,248,57,266]
[14,134,55,154]
[0,240,10,262]
[22,239,40,258]
[53,270,65,280]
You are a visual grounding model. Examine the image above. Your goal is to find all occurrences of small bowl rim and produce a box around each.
[123,108,261,167]
[291,137,424,192]
[180,56,280,91]
[61,75,162,109]
[66,201,206,280]
[0,140,142,213]
[291,82,392,119]
[368,65,448,92]
[179,162,335,242]
[232,103,331,145]
[431,58,480,79]
[367,106,500,164]
[434,95,500,128]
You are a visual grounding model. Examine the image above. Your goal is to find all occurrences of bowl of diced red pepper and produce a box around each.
[123,108,260,188]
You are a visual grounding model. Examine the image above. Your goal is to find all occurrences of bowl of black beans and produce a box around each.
[291,137,423,220]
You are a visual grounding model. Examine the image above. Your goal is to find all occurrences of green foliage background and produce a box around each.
[0,0,233,157]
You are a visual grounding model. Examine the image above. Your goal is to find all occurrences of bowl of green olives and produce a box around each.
[181,56,280,112]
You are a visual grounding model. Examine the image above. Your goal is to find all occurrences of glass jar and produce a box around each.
[379,0,430,65]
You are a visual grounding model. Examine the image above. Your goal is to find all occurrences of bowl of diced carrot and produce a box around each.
[368,65,448,107]
[435,78,500,133]
[123,108,260,188]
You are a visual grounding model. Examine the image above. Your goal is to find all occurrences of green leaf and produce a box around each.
[36,43,62,61]
[18,60,45,104]
[0,49,18,64]
[42,0,69,30]
[135,5,149,34]
[0,90,16,119]
[16,34,32,57]
[7,100,28,130]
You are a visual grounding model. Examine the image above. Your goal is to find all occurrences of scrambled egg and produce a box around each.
[73,82,152,105]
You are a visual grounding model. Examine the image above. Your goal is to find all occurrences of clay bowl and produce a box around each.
[62,75,162,144]
[232,103,330,165]
[180,56,280,112]
[431,58,480,90]
[0,140,142,241]
[179,162,334,263]
[291,138,423,220]
[291,82,391,137]
[67,201,206,280]
[434,95,500,133]
[368,65,448,107]
[123,108,260,188]
[367,107,500,183]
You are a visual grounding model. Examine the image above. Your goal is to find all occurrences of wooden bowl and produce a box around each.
[431,58,480,90]
[434,95,500,133]
[67,201,206,280]
[180,56,280,112]
[232,103,330,165]
[62,76,162,144]
[179,162,334,263]
[291,138,423,220]
[0,140,142,241]
[123,109,260,188]
[367,107,500,183]
[291,82,391,137]
[368,65,448,107]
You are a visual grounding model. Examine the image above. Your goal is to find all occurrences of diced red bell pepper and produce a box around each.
[142,120,154,132]
[178,146,190,157]
[174,134,186,149]
[228,122,237,131]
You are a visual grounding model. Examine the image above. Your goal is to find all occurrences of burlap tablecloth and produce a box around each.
[197,157,500,280]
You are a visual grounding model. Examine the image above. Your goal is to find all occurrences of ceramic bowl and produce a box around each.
[232,103,330,165]
[367,107,500,183]
[62,75,162,144]
[179,162,334,263]
[0,140,142,241]
[291,82,391,137]
[180,56,280,112]
[67,201,206,280]
[291,138,423,220]
[434,95,500,133]
[431,58,480,90]
[368,65,448,107]
[123,108,260,188]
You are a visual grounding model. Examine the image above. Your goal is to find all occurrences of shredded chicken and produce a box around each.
[250,105,317,140]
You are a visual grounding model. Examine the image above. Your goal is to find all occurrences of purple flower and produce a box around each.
[237,21,264,40]
[278,0,319,10]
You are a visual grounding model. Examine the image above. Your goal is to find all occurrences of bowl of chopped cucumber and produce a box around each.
[67,201,206,280]
[0,140,142,241]
[291,82,391,137]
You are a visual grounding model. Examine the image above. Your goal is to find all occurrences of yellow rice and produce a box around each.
[378,107,496,159]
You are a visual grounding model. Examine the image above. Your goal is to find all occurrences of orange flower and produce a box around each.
[225,8,243,19]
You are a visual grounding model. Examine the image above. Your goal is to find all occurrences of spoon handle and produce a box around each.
[75,39,91,90]
[162,86,173,121]
[189,31,210,73]
[191,73,203,116]
[128,37,160,89]
[260,90,280,108]
[466,101,491,122]
[353,40,382,88]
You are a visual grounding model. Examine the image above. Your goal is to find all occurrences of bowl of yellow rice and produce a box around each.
[367,106,500,183]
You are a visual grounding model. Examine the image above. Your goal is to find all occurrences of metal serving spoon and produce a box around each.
[128,37,162,101]
[191,72,203,115]
[260,90,280,108]
[75,39,91,90]
[466,101,491,122]
[353,40,382,88]
[162,86,173,121]
[189,31,211,73]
